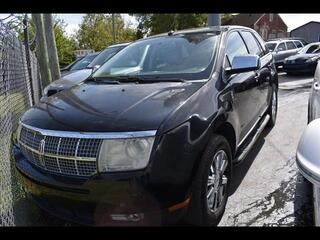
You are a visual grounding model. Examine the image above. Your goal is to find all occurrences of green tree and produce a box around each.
[53,19,78,67]
[13,15,77,67]
[76,14,137,51]
[221,14,234,25]
[132,14,208,37]
[132,14,234,37]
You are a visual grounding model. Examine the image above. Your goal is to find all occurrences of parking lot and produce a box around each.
[12,72,315,226]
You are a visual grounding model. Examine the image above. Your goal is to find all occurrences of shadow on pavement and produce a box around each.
[278,72,314,84]
[293,173,314,226]
[228,127,272,196]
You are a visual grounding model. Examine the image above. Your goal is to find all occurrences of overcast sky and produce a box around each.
[1,14,320,36]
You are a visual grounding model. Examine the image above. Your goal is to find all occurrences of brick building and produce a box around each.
[229,14,288,40]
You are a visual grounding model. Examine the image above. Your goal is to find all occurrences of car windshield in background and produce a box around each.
[87,47,123,68]
[92,32,220,81]
[266,43,277,51]
[70,54,98,70]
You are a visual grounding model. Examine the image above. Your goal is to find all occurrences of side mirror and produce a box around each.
[225,55,260,75]
[296,118,320,186]
[92,65,100,73]
[277,47,284,52]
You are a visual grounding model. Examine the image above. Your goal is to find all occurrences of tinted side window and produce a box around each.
[294,41,303,48]
[252,31,268,54]
[314,48,320,53]
[277,43,286,51]
[226,31,249,63]
[286,41,296,50]
[306,45,320,54]
[241,31,263,56]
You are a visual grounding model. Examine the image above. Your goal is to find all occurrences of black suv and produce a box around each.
[13,26,278,226]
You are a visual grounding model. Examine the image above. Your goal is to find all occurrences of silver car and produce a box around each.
[42,42,130,98]
[296,62,320,225]
[266,39,304,67]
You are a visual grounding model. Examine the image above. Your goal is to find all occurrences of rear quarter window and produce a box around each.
[294,41,303,48]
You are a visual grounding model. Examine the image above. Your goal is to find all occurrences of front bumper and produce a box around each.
[13,145,187,226]
[283,62,317,73]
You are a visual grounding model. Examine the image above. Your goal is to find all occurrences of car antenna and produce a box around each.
[168,30,174,36]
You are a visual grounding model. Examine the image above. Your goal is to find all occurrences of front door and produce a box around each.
[223,31,260,143]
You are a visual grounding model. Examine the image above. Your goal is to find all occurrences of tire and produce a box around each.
[267,84,278,128]
[186,134,232,226]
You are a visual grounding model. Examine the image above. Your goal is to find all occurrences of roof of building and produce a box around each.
[291,21,320,32]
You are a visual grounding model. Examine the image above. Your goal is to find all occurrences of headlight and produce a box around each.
[98,137,155,172]
[306,57,319,63]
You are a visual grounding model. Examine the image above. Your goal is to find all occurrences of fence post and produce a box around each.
[23,14,35,106]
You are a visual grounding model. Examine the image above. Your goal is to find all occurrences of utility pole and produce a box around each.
[32,14,52,89]
[112,14,116,44]
[43,14,61,81]
[208,14,221,26]
[23,14,35,105]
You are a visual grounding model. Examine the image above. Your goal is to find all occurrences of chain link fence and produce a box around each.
[0,17,39,226]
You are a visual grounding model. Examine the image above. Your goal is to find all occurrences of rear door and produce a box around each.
[284,40,299,58]
[240,30,272,118]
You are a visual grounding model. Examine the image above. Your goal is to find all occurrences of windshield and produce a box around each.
[92,32,220,81]
[70,54,98,71]
[266,43,277,51]
[87,46,125,68]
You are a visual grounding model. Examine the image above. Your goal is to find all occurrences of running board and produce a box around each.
[234,114,270,164]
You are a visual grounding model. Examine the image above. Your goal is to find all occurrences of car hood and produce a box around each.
[49,69,93,90]
[287,53,319,61]
[21,81,205,132]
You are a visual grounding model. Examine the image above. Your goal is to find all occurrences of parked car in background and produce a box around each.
[266,39,305,67]
[60,56,84,75]
[268,37,308,46]
[296,63,320,226]
[283,42,320,74]
[42,42,130,98]
[60,52,100,77]
[14,26,278,226]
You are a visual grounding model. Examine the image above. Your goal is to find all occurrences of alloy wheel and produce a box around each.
[206,150,228,213]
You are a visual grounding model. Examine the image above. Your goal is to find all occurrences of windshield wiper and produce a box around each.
[111,76,188,83]
[85,77,120,84]
[87,75,188,84]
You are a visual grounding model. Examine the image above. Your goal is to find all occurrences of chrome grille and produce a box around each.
[18,125,101,177]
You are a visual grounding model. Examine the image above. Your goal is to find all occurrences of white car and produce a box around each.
[296,62,320,225]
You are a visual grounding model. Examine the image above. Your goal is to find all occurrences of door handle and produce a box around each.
[254,73,260,82]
